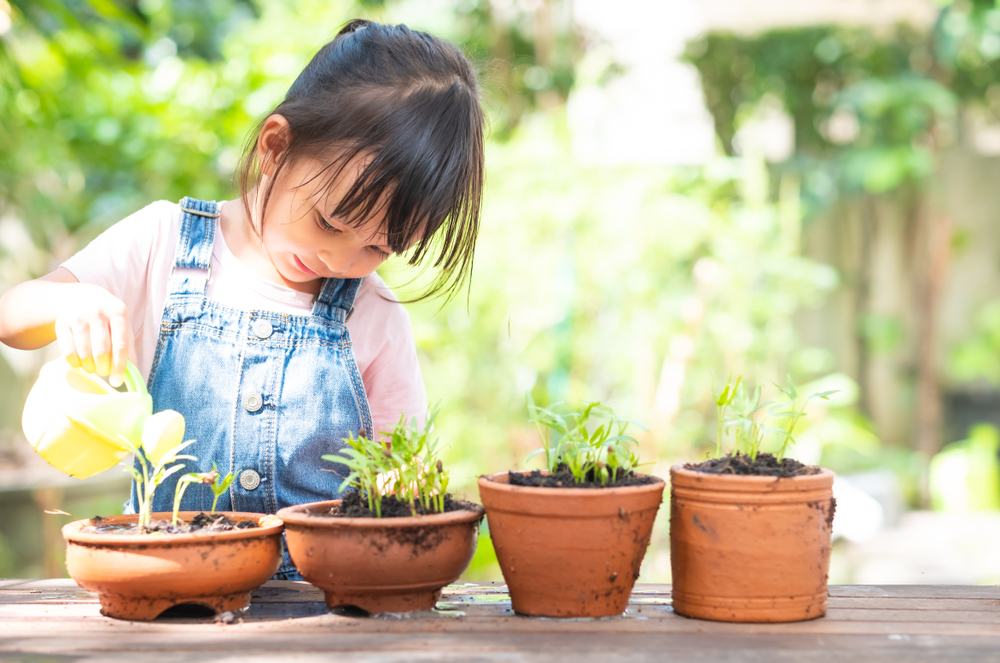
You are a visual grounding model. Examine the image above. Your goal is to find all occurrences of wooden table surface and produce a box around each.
[2,579,1000,662]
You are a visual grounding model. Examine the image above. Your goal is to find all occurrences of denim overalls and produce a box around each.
[126,197,373,577]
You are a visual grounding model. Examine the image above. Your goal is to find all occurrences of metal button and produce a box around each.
[253,319,273,339]
[243,393,263,412]
[239,469,261,491]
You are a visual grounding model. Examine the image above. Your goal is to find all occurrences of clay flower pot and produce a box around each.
[477,471,665,618]
[63,512,283,620]
[277,499,485,614]
[669,465,836,623]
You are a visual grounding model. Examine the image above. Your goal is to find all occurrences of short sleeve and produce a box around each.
[348,276,427,438]
[60,200,178,373]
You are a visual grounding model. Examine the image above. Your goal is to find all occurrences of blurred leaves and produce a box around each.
[383,120,838,472]
[0,0,579,284]
[949,298,1000,384]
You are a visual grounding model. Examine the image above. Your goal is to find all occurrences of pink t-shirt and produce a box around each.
[61,199,426,437]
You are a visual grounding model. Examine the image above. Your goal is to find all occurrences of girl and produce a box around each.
[0,20,484,576]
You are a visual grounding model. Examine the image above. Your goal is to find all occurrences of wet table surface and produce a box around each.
[2,579,1000,662]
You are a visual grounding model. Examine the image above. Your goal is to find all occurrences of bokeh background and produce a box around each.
[4,0,1000,584]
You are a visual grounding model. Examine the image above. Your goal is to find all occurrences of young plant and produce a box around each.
[714,375,836,461]
[172,472,204,527]
[207,462,235,514]
[713,375,741,458]
[769,380,838,461]
[526,394,643,485]
[169,466,234,526]
[117,436,196,531]
[322,407,450,517]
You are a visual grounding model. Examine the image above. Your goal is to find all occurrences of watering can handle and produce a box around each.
[121,362,147,397]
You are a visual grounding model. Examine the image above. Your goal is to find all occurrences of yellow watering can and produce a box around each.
[22,357,185,478]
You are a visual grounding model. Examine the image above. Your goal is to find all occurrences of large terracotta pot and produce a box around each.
[63,512,283,620]
[669,465,836,623]
[277,499,485,614]
[477,471,665,618]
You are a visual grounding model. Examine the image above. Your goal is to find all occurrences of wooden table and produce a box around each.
[2,580,1000,662]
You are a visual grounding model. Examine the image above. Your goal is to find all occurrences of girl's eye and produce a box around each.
[317,215,341,233]
[366,246,390,260]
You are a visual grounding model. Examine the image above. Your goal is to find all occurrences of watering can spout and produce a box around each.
[22,358,184,479]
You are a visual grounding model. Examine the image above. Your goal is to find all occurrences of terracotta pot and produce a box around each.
[63,512,283,620]
[669,465,836,623]
[277,500,485,614]
[477,471,665,618]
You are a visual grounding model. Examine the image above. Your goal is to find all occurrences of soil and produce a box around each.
[321,490,480,518]
[507,463,658,489]
[684,452,822,477]
[86,512,260,535]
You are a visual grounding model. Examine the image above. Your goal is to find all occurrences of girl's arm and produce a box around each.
[0,267,134,387]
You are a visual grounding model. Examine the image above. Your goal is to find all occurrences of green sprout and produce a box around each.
[713,375,740,458]
[118,437,197,531]
[169,466,234,526]
[714,375,836,461]
[322,406,450,517]
[526,394,643,486]
[207,462,235,514]
[172,472,204,527]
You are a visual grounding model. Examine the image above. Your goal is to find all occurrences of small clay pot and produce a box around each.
[277,500,485,614]
[669,465,836,623]
[477,472,665,618]
[63,512,283,620]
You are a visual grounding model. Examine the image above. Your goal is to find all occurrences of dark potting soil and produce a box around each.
[684,452,822,477]
[87,512,260,535]
[507,463,658,489]
[324,490,479,518]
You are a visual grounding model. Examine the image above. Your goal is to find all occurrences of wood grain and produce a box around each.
[2,580,999,662]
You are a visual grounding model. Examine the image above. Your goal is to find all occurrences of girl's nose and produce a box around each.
[317,248,355,275]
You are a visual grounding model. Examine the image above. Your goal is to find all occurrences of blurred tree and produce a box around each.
[684,3,1000,489]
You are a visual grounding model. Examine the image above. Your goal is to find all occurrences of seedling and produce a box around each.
[713,375,836,461]
[172,472,206,527]
[170,466,235,526]
[207,462,235,514]
[713,375,741,458]
[526,394,643,485]
[323,407,450,517]
[117,436,196,531]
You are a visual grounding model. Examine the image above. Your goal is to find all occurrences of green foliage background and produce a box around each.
[6,0,1000,579]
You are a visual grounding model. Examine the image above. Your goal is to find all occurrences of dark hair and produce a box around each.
[236,20,484,302]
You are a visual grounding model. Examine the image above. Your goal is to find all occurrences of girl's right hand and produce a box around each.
[53,284,134,388]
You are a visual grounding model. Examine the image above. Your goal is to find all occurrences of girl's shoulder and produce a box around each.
[355,272,403,312]
[119,199,182,230]
[350,273,412,334]
[64,199,181,272]
[80,199,183,253]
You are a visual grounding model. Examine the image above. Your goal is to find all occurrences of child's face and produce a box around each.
[260,155,396,286]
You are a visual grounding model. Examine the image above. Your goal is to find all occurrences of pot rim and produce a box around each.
[62,511,283,546]
[276,499,485,529]
[670,464,835,491]
[477,470,666,496]
[670,463,834,480]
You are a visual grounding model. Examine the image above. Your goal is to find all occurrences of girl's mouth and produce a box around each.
[293,254,319,277]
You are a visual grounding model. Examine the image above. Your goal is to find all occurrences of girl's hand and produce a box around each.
[53,284,134,388]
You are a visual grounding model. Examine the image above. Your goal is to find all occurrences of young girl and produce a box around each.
[0,20,484,575]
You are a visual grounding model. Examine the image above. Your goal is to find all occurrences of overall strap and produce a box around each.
[311,277,363,323]
[170,197,219,295]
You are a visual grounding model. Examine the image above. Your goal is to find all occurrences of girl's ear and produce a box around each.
[257,114,292,177]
